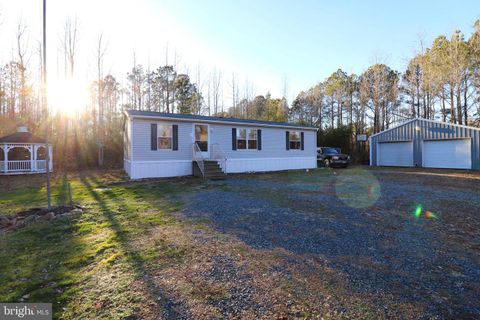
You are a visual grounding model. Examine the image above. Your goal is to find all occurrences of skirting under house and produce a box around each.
[369,118,480,170]
[124,110,318,179]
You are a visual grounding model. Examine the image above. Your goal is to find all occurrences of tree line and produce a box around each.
[0,14,479,169]
[290,20,480,134]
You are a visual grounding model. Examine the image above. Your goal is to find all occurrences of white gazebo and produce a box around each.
[0,125,53,175]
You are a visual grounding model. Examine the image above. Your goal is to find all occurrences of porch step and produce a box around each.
[193,160,226,180]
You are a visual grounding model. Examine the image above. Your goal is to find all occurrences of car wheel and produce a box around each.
[324,159,330,167]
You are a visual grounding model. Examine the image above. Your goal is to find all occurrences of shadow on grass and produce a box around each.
[79,174,189,319]
[56,174,69,206]
[0,213,90,318]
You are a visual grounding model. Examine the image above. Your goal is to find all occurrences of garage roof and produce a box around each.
[370,118,480,139]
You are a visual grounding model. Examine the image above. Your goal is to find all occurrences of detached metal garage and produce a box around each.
[370,118,480,170]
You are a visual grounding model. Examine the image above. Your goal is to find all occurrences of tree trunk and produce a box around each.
[330,99,334,128]
[441,92,446,122]
[456,86,462,125]
[349,94,353,126]
[463,76,468,124]
[337,100,342,127]
[421,94,425,118]
[449,84,455,123]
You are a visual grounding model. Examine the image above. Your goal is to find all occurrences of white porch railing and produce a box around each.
[1,143,53,175]
[192,143,205,178]
[36,160,47,171]
[7,160,31,172]
[211,143,227,173]
[0,160,49,174]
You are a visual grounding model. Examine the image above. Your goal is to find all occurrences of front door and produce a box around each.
[194,124,209,158]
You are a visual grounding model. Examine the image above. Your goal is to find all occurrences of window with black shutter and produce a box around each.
[288,131,301,150]
[257,129,262,150]
[172,125,178,151]
[232,128,237,150]
[151,124,157,150]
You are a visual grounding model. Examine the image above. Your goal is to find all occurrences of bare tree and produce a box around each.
[195,62,203,115]
[96,33,107,166]
[63,16,78,78]
[211,68,222,115]
[230,72,238,117]
[282,75,289,101]
[206,76,211,116]
[16,20,28,117]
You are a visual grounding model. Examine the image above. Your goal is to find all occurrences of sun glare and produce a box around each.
[48,78,88,116]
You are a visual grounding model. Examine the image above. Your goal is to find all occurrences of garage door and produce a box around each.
[423,139,471,169]
[377,141,413,167]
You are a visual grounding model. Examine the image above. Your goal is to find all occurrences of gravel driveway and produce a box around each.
[181,167,480,319]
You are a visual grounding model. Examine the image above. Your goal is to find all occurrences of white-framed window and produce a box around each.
[158,124,172,149]
[289,131,301,150]
[237,128,257,150]
[194,124,209,152]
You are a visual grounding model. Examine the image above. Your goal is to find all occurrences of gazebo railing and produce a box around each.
[0,160,48,173]
[36,160,46,171]
[7,160,32,172]
[1,142,52,174]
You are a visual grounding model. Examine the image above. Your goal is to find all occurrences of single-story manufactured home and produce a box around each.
[124,110,317,179]
[370,118,480,170]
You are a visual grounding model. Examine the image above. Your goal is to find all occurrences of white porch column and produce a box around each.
[33,144,37,171]
[31,144,34,172]
[4,144,7,173]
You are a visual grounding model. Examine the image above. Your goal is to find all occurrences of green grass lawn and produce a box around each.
[0,171,202,319]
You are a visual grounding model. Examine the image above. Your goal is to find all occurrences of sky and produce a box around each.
[0,0,479,107]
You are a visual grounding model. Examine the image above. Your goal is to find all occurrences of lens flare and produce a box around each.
[425,211,437,219]
[412,205,438,220]
[335,167,380,209]
[414,205,422,219]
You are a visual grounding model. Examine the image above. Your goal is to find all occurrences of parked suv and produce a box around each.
[317,147,351,168]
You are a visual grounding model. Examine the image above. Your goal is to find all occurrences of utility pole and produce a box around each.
[43,0,51,209]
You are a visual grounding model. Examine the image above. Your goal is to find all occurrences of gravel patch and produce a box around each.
[202,255,268,318]
[184,168,480,318]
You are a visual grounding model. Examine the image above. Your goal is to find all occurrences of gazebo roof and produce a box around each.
[0,127,46,144]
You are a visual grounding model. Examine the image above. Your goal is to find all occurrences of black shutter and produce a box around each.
[232,128,237,150]
[286,131,290,150]
[301,132,304,150]
[151,123,157,150]
[257,129,262,150]
[172,125,178,151]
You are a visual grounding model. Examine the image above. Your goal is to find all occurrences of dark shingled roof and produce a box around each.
[0,132,46,143]
[125,109,317,130]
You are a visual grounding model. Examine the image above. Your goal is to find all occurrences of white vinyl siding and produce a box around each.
[131,119,316,161]
[132,120,192,161]
[423,139,472,169]
[126,117,317,178]
[377,142,413,167]
[210,125,315,159]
